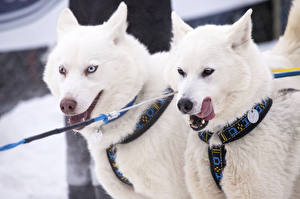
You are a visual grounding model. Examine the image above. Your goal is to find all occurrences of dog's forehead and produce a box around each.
[61,28,111,51]
[54,28,115,68]
[174,25,233,71]
[177,35,229,72]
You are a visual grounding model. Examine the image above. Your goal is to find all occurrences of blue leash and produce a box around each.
[0,139,26,151]
[0,97,137,152]
[273,71,300,79]
[272,67,300,79]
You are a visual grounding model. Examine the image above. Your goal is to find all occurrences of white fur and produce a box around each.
[168,2,300,199]
[44,2,191,199]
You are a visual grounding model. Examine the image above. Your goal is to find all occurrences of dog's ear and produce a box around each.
[171,12,193,46]
[57,8,78,38]
[228,9,253,49]
[106,2,128,45]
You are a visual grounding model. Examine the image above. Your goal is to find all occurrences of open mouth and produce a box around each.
[189,97,215,131]
[68,90,103,130]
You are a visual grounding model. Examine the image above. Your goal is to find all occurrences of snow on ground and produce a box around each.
[0,95,67,199]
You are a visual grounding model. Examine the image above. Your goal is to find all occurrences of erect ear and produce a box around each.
[228,9,253,49]
[171,12,193,46]
[57,8,78,38]
[105,2,128,45]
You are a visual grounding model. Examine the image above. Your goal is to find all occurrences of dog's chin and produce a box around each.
[189,115,209,131]
[67,90,103,130]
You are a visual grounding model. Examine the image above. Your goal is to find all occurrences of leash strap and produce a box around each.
[0,96,138,152]
[198,98,273,190]
[0,89,178,152]
[272,67,300,79]
[0,117,96,151]
[104,96,137,125]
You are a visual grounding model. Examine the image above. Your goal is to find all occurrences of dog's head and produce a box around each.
[44,3,148,131]
[168,10,272,123]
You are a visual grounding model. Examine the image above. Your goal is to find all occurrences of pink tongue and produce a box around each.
[196,97,215,121]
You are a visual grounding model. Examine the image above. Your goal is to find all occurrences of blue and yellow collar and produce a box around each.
[196,98,273,190]
[198,98,272,144]
[106,88,174,186]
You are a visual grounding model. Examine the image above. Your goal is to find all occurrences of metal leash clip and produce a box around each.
[107,111,121,120]
[97,111,121,133]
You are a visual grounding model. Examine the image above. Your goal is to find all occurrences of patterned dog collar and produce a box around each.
[106,88,174,186]
[197,98,273,190]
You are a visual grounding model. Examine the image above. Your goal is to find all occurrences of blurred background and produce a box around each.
[0,0,292,198]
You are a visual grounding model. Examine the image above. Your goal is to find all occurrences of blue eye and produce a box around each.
[59,65,66,75]
[86,65,98,74]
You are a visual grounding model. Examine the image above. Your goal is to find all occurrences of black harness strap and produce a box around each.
[106,145,133,185]
[120,88,174,144]
[106,88,174,186]
[197,98,273,190]
[219,98,272,144]
[208,145,226,190]
[278,88,300,95]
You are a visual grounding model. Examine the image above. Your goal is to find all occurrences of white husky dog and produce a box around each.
[167,1,300,199]
[44,3,191,199]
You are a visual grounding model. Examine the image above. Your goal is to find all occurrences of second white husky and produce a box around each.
[44,3,191,199]
[168,1,300,199]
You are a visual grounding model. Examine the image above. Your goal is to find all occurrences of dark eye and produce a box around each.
[201,68,215,78]
[59,65,66,75]
[85,65,98,75]
[177,67,186,77]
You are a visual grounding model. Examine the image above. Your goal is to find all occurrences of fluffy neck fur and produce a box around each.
[209,42,273,131]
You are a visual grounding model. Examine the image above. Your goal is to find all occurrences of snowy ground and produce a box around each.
[0,95,67,199]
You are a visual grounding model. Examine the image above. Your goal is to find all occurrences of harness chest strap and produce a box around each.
[106,88,174,186]
[198,98,273,190]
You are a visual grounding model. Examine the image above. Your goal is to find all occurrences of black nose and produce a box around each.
[177,98,193,114]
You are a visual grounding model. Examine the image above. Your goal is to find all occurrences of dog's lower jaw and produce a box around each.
[189,115,208,131]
